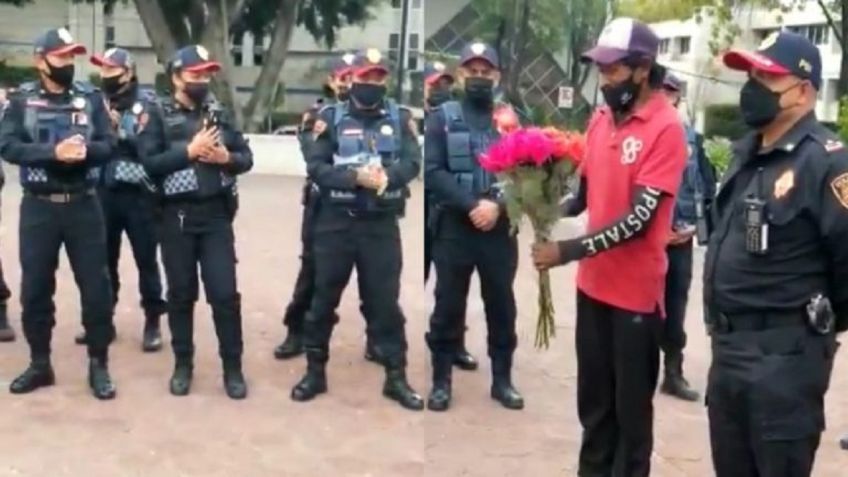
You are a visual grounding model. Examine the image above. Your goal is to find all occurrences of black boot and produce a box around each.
[383,367,424,411]
[660,352,700,402]
[223,359,248,400]
[9,359,55,394]
[169,358,194,396]
[427,353,453,412]
[491,356,524,410]
[840,434,848,450]
[0,303,16,343]
[291,353,327,402]
[88,357,116,400]
[453,339,478,371]
[273,329,304,360]
[142,313,163,353]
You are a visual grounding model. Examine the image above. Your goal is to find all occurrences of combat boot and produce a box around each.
[0,303,16,342]
[9,358,55,394]
[383,367,424,411]
[169,358,194,396]
[427,353,453,412]
[273,329,304,360]
[453,337,478,371]
[660,352,700,402]
[291,353,327,402]
[491,355,524,410]
[840,434,848,451]
[142,313,163,353]
[223,359,248,400]
[88,357,116,400]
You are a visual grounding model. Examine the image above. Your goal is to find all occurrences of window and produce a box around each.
[391,0,401,7]
[659,39,670,55]
[408,51,419,71]
[678,37,691,55]
[231,32,244,67]
[808,24,829,45]
[389,33,400,50]
[409,33,419,50]
[104,26,115,49]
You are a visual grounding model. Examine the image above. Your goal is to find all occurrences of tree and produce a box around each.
[125,0,377,131]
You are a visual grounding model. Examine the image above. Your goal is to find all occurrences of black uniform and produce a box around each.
[0,100,13,342]
[290,98,423,410]
[139,97,253,398]
[704,113,848,476]
[424,98,522,411]
[92,87,166,347]
[0,81,116,397]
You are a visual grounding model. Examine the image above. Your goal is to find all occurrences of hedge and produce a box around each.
[0,63,39,87]
[704,104,749,140]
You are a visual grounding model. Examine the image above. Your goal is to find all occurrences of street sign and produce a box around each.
[558,86,574,109]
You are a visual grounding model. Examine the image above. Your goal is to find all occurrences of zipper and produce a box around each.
[178,210,185,231]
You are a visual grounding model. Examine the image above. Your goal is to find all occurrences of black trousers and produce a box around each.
[19,193,114,359]
[158,200,242,362]
[99,187,166,317]
[284,189,365,335]
[0,195,10,307]
[426,221,517,361]
[662,240,693,354]
[576,290,661,477]
[303,209,407,367]
[707,324,839,477]
[424,193,432,284]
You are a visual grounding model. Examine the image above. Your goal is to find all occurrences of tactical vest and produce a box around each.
[327,101,406,213]
[440,100,500,197]
[158,99,237,200]
[103,90,157,192]
[20,82,99,190]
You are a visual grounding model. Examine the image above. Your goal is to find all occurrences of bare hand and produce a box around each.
[199,144,230,164]
[669,228,696,246]
[187,127,219,160]
[54,135,86,162]
[107,108,121,130]
[531,241,561,271]
[355,166,383,190]
[468,199,500,231]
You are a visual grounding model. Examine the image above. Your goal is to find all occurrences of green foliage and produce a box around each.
[618,0,712,22]
[0,63,39,86]
[703,136,733,176]
[704,103,748,140]
[294,0,378,48]
[838,96,848,143]
[499,160,576,239]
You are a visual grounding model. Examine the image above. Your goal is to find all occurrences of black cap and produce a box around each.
[33,28,87,56]
[724,31,822,90]
[459,42,499,69]
[327,52,356,78]
[350,48,389,77]
[91,47,134,70]
[169,45,221,73]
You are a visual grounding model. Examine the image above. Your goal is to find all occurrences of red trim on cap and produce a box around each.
[90,54,120,68]
[353,65,389,78]
[460,56,495,68]
[723,50,790,75]
[332,66,353,79]
[425,72,453,86]
[184,61,222,73]
[48,43,87,56]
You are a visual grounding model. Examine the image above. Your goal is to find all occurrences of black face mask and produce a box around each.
[739,79,798,129]
[464,77,494,104]
[337,88,350,102]
[601,74,640,114]
[44,60,74,89]
[427,88,452,108]
[184,82,210,105]
[350,83,386,109]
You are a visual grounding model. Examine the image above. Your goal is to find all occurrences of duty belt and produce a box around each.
[26,189,95,204]
[711,310,805,333]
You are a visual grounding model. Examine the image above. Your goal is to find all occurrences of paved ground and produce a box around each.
[0,174,845,476]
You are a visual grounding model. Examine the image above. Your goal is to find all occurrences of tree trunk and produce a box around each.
[132,0,179,64]
[840,0,848,97]
[242,0,299,133]
[201,0,244,127]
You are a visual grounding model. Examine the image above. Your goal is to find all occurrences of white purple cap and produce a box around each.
[582,18,660,66]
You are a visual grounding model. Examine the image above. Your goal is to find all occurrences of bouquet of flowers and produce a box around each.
[480,107,585,349]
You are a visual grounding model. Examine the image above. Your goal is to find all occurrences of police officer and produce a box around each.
[0,28,117,399]
[0,85,14,343]
[139,45,253,399]
[290,48,423,411]
[706,31,847,476]
[275,53,354,360]
[424,42,522,411]
[422,61,478,372]
[657,72,715,402]
[73,48,166,352]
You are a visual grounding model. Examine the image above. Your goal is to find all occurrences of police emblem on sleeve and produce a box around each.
[825,139,844,152]
[831,173,848,209]
[774,169,794,199]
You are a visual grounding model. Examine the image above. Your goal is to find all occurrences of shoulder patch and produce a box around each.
[831,173,848,209]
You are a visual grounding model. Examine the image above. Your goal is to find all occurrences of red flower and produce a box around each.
[480,128,556,172]
[542,127,585,165]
